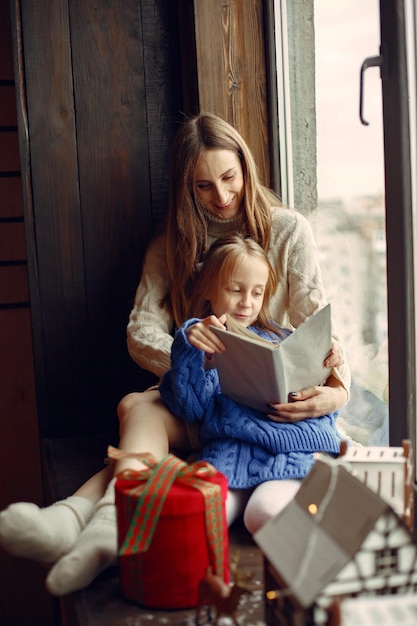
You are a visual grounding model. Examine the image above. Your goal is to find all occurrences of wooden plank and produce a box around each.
[0,0,14,80]
[0,221,26,261]
[0,309,41,502]
[0,264,29,304]
[69,0,152,312]
[0,307,54,624]
[67,0,172,426]
[0,85,18,126]
[140,0,183,228]
[19,0,89,436]
[177,0,199,114]
[192,0,270,186]
[0,177,24,217]
[0,131,20,170]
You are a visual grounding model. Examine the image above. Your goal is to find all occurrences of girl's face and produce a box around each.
[194,149,244,219]
[210,254,269,327]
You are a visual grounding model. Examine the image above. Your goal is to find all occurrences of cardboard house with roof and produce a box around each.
[254,456,417,626]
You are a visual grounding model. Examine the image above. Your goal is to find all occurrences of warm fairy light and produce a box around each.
[266,590,278,600]
[308,503,318,515]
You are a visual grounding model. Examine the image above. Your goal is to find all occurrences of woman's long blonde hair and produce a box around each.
[189,233,282,336]
[165,112,281,326]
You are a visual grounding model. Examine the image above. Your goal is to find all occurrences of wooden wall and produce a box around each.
[8,0,271,441]
[11,0,183,438]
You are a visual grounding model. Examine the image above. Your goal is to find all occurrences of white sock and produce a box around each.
[243,479,301,534]
[46,478,118,595]
[0,496,94,564]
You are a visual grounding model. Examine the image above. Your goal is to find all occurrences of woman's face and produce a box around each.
[194,149,244,219]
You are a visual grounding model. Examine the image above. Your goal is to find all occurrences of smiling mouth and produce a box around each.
[215,198,234,210]
[233,314,250,322]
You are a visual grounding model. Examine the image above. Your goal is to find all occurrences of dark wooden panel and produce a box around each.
[0,177,23,217]
[19,0,90,435]
[0,131,20,170]
[0,307,54,625]
[66,0,155,429]
[0,309,41,501]
[140,0,183,228]
[0,0,14,80]
[0,265,29,304]
[0,222,26,261]
[0,85,18,125]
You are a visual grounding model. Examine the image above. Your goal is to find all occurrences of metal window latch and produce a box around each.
[359,54,383,125]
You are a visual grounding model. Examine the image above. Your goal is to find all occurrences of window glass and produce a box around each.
[313,0,388,445]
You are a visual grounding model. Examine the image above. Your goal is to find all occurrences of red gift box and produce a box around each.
[108,446,230,609]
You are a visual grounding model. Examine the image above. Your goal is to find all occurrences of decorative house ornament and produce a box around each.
[254,454,417,626]
[319,439,414,530]
[340,593,417,626]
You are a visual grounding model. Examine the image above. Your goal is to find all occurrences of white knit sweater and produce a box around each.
[126,206,351,394]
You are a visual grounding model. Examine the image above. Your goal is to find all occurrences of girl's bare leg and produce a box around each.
[46,389,187,595]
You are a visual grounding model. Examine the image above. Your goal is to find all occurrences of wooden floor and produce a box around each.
[42,436,266,626]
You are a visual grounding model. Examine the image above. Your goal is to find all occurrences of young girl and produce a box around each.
[159,234,343,533]
[0,113,350,595]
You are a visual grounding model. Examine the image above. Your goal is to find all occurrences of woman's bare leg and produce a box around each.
[72,465,113,500]
[115,389,190,473]
[46,389,189,595]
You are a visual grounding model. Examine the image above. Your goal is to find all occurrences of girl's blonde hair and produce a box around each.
[190,233,282,335]
[165,112,281,326]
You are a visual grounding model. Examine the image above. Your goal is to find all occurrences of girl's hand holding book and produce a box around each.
[186,314,227,356]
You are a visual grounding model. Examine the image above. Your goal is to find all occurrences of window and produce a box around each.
[272,0,417,449]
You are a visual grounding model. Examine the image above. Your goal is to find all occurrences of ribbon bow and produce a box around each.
[107,446,226,578]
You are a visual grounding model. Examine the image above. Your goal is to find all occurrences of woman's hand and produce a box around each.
[267,375,348,422]
[186,314,227,358]
[323,343,345,367]
[324,342,344,369]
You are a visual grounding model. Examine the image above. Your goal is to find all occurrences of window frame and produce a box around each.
[380,0,416,447]
[268,0,417,454]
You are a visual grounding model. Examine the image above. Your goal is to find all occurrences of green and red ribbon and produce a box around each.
[107,446,226,580]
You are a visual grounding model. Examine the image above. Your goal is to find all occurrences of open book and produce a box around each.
[210,304,332,412]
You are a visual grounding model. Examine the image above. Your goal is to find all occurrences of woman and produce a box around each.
[0,113,350,595]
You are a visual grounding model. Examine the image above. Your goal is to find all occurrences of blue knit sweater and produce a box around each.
[159,319,342,488]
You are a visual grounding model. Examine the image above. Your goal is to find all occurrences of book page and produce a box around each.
[276,304,332,400]
[210,304,332,412]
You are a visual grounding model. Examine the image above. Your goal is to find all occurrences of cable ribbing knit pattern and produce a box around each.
[159,320,343,489]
